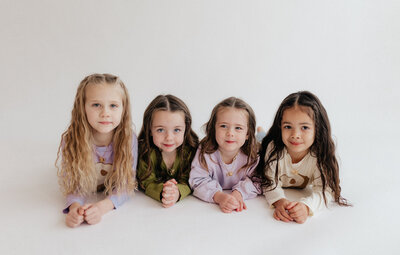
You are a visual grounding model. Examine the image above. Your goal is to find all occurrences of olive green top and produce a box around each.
[137,146,195,202]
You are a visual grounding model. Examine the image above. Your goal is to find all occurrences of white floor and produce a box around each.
[1,138,399,255]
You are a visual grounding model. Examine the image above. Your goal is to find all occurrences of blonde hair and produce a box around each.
[56,73,136,197]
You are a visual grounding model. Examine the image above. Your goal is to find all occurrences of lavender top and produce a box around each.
[189,148,260,203]
[63,134,138,213]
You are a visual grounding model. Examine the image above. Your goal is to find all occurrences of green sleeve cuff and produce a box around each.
[176,183,192,201]
[145,182,164,202]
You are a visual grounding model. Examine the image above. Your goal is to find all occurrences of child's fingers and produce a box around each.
[235,201,243,212]
[81,204,92,211]
[273,211,281,221]
[86,216,101,225]
[163,179,178,186]
[275,210,290,222]
[288,205,304,217]
[78,207,85,216]
[163,186,175,192]
[162,190,174,198]
[162,198,174,205]
[227,200,239,211]
[162,195,173,202]
[276,208,292,222]
[84,206,95,216]
[238,200,245,212]
[163,182,173,187]
[286,201,298,210]
[221,206,233,213]
[71,214,84,224]
[290,208,307,219]
[162,198,176,207]
[243,201,247,210]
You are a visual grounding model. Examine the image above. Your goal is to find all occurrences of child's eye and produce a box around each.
[156,128,164,133]
[283,125,291,129]
[302,126,310,130]
[220,124,227,128]
[110,104,118,108]
[235,126,243,131]
[174,128,181,133]
[92,103,101,107]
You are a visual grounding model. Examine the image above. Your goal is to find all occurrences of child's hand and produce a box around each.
[286,201,309,224]
[231,190,247,212]
[82,199,114,225]
[213,191,239,213]
[81,203,101,225]
[272,198,294,222]
[162,179,180,208]
[65,202,84,228]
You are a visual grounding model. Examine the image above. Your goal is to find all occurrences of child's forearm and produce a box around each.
[96,198,115,215]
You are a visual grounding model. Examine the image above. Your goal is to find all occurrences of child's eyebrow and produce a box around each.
[234,123,246,127]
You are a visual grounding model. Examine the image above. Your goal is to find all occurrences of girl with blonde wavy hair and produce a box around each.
[56,73,137,228]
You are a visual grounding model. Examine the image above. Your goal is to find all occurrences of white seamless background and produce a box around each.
[1,1,399,255]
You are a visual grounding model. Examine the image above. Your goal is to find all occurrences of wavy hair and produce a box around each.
[137,94,199,182]
[253,91,349,206]
[56,73,136,197]
[199,97,258,172]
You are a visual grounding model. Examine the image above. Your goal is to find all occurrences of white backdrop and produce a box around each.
[1,1,399,254]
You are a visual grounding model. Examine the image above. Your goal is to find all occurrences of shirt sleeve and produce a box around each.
[63,194,86,214]
[108,192,130,209]
[299,170,334,216]
[232,157,261,200]
[189,149,222,203]
[137,157,164,202]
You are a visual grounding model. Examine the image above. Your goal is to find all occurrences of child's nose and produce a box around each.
[291,129,300,139]
[166,132,173,140]
[101,108,110,117]
[226,128,234,137]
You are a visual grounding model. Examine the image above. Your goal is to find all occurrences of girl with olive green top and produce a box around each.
[137,95,198,207]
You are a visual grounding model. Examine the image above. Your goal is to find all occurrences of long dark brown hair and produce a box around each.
[137,94,199,183]
[199,97,258,172]
[253,91,349,207]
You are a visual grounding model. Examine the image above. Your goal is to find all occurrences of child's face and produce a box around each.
[215,107,248,157]
[281,106,315,163]
[84,83,124,145]
[151,110,186,155]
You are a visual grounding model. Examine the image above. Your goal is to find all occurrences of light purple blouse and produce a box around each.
[63,134,138,213]
[189,148,260,203]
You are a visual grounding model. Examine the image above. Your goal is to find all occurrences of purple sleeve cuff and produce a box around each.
[63,194,85,214]
[109,192,130,209]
